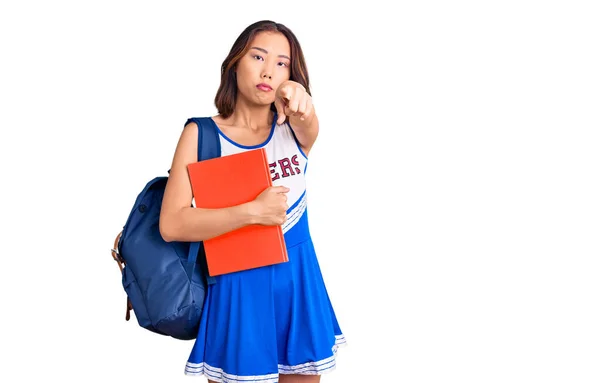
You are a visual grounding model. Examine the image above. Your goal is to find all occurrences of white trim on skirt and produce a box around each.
[184,334,347,382]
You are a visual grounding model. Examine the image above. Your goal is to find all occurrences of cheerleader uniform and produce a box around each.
[185,114,346,382]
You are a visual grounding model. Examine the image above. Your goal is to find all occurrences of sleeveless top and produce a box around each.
[210,116,310,246]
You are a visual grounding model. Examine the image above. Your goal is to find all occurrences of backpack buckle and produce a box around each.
[111,232,125,272]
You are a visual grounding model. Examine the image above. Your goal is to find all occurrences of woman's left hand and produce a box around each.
[274,81,313,125]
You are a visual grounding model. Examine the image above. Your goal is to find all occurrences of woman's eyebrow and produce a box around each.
[250,46,291,61]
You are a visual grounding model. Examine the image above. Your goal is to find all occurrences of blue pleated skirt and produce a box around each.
[184,212,346,382]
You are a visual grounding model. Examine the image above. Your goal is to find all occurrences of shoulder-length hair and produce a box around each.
[214,20,310,119]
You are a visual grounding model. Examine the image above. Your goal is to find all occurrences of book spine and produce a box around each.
[279,228,289,261]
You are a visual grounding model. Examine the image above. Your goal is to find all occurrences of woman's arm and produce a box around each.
[288,111,319,156]
[159,122,290,242]
[159,122,256,242]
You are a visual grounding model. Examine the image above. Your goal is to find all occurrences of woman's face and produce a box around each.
[235,31,291,107]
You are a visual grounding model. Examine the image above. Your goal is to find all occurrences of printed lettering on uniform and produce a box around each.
[270,155,301,181]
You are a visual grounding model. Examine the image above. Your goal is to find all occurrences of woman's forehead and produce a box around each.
[250,31,290,55]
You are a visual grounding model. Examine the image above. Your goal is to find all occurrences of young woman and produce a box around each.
[159,20,345,383]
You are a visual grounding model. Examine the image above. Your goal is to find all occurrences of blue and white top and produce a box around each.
[216,117,310,244]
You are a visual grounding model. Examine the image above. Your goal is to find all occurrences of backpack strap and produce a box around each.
[183,117,221,286]
[189,117,221,162]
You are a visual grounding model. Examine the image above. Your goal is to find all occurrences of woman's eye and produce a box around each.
[278,62,288,67]
[254,55,263,61]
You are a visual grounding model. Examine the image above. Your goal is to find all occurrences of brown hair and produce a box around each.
[214,20,310,119]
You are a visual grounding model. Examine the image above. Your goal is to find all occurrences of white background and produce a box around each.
[1,1,599,382]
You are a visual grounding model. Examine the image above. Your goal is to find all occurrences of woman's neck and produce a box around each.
[224,98,273,131]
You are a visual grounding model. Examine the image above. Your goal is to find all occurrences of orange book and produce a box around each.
[187,147,288,276]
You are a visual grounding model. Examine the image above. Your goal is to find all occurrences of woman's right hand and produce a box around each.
[249,186,290,225]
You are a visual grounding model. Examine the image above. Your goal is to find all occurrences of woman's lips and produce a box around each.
[257,84,272,91]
